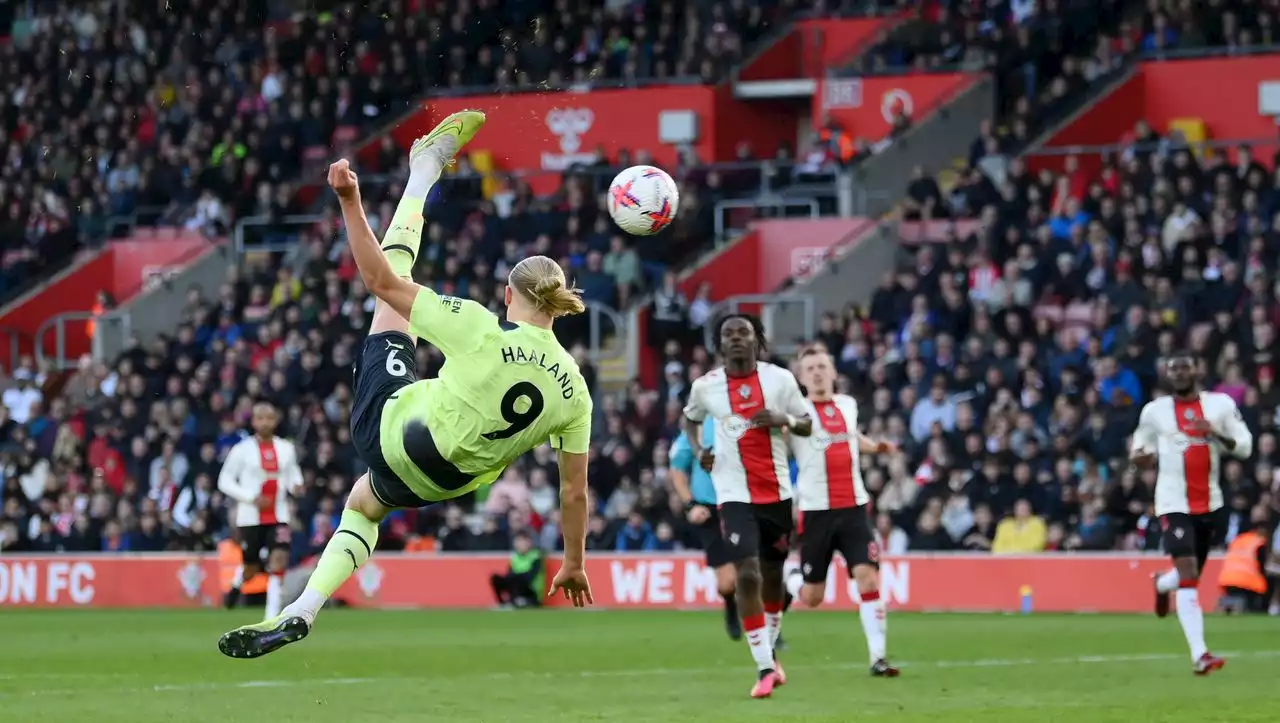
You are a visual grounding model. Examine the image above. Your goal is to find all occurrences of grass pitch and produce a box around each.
[1,609,1276,722]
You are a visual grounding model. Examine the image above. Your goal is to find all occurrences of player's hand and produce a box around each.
[874,440,898,455]
[327,159,360,200]
[548,564,593,608]
[697,448,715,472]
[750,410,790,428]
[1130,451,1157,470]
[254,496,273,510]
[1184,418,1214,437]
[686,504,711,524]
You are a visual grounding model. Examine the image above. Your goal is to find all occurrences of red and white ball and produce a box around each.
[607,165,680,236]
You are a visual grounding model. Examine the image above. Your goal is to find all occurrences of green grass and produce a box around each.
[1,609,1277,722]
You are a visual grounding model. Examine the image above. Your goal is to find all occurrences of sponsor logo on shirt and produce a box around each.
[721,414,751,441]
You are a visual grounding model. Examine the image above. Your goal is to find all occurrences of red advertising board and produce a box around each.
[739,17,897,81]
[1032,54,1280,174]
[0,235,219,366]
[350,86,797,196]
[0,553,1225,613]
[815,73,979,139]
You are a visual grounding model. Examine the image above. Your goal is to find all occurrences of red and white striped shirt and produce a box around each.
[791,395,870,511]
[217,436,305,527]
[683,362,809,505]
[1130,392,1252,516]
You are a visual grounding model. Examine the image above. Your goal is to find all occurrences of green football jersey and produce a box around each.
[378,287,593,502]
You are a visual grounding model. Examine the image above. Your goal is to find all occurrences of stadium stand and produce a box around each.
[3,0,1280,572]
[0,0,869,306]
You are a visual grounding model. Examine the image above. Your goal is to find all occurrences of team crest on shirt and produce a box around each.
[738,384,752,400]
[1184,409,1196,421]
[263,450,274,462]
[824,405,836,418]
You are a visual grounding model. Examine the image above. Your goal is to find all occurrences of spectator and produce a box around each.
[3,374,42,425]
[603,236,644,306]
[489,532,544,609]
[910,376,957,442]
[909,510,953,551]
[875,512,910,555]
[615,511,658,551]
[993,500,1049,554]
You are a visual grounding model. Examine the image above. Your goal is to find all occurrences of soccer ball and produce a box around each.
[607,165,679,236]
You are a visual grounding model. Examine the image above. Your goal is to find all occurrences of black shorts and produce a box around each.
[719,501,793,563]
[239,524,290,566]
[798,505,878,583]
[350,331,431,509]
[692,505,734,568]
[1160,511,1222,571]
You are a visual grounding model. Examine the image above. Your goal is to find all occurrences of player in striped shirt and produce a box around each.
[783,348,899,677]
[682,314,812,699]
[216,402,304,620]
[1130,351,1252,676]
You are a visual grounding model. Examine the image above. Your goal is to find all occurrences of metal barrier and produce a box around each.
[0,325,24,367]
[235,214,325,255]
[583,303,627,363]
[701,294,816,357]
[35,311,132,371]
[714,198,821,240]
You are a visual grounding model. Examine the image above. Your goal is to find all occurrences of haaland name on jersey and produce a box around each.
[500,344,577,399]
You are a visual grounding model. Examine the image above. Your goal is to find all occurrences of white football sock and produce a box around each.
[784,570,804,600]
[744,616,774,671]
[1155,569,1180,593]
[1175,587,1207,660]
[265,574,283,620]
[282,588,326,627]
[860,592,888,663]
[765,609,783,650]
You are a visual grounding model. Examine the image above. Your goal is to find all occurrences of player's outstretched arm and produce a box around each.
[857,433,897,455]
[550,449,594,607]
[328,159,421,322]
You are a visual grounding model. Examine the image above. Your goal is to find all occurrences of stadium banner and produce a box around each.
[0,235,217,366]
[1030,54,1280,175]
[0,553,1226,613]
[814,73,979,140]
[356,86,796,195]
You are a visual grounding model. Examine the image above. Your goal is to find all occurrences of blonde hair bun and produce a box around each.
[510,256,586,318]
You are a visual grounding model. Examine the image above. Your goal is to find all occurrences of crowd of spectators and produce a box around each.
[8,113,1280,558]
[7,0,1280,562]
[0,0,828,305]
[884,94,1280,552]
[853,1,1280,158]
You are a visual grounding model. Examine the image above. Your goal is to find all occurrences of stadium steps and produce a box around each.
[596,337,631,391]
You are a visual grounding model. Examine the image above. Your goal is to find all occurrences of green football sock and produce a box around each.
[306,508,380,599]
[381,193,427,278]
